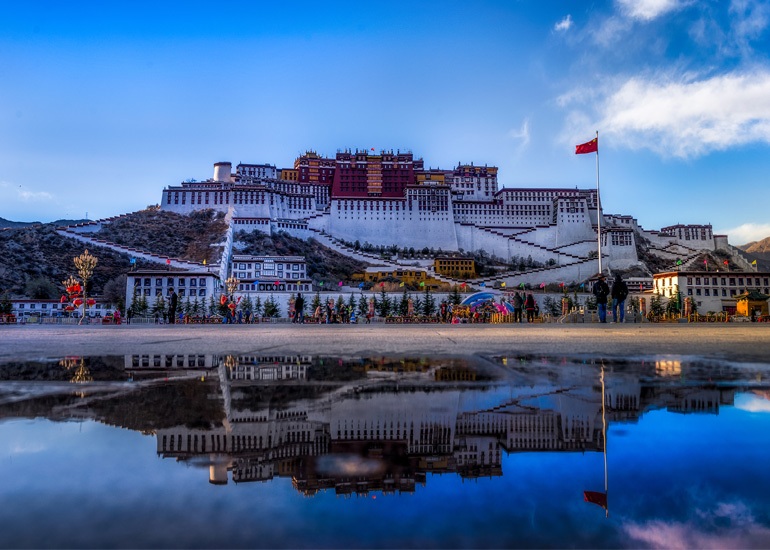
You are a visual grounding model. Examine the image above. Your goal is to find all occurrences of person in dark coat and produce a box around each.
[592,275,610,323]
[294,293,305,324]
[168,289,178,325]
[611,273,629,323]
[524,293,536,322]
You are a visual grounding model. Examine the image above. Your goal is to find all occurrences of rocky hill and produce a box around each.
[0,217,88,229]
[737,236,770,270]
[93,208,227,264]
[0,224,156,298]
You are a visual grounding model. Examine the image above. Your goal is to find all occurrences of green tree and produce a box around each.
[253,296,263,317]
[398,290,409,316]
[542,296,560,316]
[152,295,167,317]
[25,276,58,299]
[0,293,12,315]
[102,274,127,311]
[347,293,357,314]
[263,294,281,317]
[336,294,345,313]
[241,295,253,315]
[192,296,201,316]
[650,294,665,317]
[208,296,217,316]
[311,292,322,313]
[422,288,436,316]
[449,285,462,306]
[357,294,369,317]
[376,288,392,317]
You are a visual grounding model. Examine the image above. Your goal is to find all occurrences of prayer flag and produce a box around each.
[130,257,136,264]
[358,282,364,288]
[320,281,324,286]
[676,259,682,265]
[338,281,343,287]
[520,283,525,288]
[380,282,385,287]
[583,491,608,510]
[420,281,425,287]
[400,282,405,287]
[501,282,506,287]
[723,260,729,266]
[460,282,466,287]
[559,282,565,287]
[540,282,546,288]
[203,259,207,265]
[575,138,598,155]
[166,258,171,265]
[479,282,486,287]
[752,259,758,265]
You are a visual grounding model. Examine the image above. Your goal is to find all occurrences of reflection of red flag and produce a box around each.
[583,491,607,509]
[575,138,598,154]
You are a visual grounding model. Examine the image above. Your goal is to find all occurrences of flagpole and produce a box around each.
[596,130,602,275]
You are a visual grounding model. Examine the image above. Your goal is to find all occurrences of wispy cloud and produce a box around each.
[595,69,770,158]
[508,119,531,155]
[734,393,770,413]
[716,222,770,245]
[617,0,688,21]
[554,15,573,32]
[2,181,54,202]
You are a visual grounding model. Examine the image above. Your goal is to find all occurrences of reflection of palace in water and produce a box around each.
[136,354,742,494]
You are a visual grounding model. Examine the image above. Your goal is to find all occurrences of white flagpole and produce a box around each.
[596,130,602,275]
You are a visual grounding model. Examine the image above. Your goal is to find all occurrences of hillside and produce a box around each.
[0,217,88,229]
[736,237,770,270]
[234,231,369,286]
[93,208,227,264]
[0,224,156,298]
[739,236,770,254]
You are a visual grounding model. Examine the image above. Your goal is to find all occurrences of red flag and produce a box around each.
[583,490,607,509]
[166,258,171,265]
[723,260,729,266]
[575,138,598,155]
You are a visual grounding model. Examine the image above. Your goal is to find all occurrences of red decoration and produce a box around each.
[87,298,96,306]
[220,295,227,305]
[65,306,75,312]
[228,303,236,310]
[73,298,83,307]
[60,295,67,303]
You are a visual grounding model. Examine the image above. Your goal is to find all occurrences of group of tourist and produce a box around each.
[592,273,629,324]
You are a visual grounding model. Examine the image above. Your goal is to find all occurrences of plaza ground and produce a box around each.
[1,323,770,363]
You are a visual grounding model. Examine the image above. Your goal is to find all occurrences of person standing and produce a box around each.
[611,273,629,323]
[168,289,178,325]
[512,292,523,323]
[294,293,305,324]
[593,275,610,323]
[524,293,536,322]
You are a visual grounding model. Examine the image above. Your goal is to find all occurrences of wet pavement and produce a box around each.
[1,323,770,363]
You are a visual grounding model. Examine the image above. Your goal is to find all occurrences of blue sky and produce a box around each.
[1,0,770,244]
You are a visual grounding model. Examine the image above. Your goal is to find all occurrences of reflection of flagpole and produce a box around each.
[601,362,609,518]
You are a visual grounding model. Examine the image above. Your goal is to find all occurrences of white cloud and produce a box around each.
[617,0,687,21]
[595,69,770,158]
[1,181,54,203]
[508,118,530,150]
[554,15,573,32]
[716,222,770,245]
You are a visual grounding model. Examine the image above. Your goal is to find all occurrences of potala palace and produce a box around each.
[159,149,749,286]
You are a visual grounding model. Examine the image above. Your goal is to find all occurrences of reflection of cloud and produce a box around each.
[12,442,47,454]
[734,392,770,413]
[624,501,770,549]
[554,15,573,32]
[316,454,385,476]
